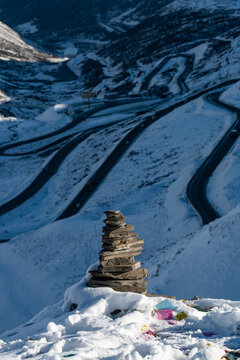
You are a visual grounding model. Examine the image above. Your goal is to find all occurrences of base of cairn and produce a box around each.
[87,211,148,294]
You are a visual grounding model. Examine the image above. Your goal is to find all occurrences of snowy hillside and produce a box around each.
[2,279,240,359]
[168,0,240,10]
[0,21,61,62]
[0,0,240,359]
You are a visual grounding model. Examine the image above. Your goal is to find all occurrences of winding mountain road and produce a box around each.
[186,92,240,225]
[0,53,194,227]
[140,54,194,95]
[0,111,144,217]
[56,79,240,221]
[0,98,146,156]
[0,49,239,240]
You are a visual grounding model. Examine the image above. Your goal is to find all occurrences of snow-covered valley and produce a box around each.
[0,0,240,358]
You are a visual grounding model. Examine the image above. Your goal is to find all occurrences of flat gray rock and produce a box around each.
[102,239,144,251]
[100,256,136,266]
[98,262,141,273]
[99,249,142,260]
[90,268,148,280]
[102,233,138,243]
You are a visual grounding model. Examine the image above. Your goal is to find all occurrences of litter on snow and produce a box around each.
[1,278,240,359]
[157,309,173,320]
[176,311,188,321]
[155,298,179,311]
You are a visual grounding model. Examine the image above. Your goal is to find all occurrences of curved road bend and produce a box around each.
[3,132,80,157]
[0,98,146,156]
[2,53,194,157]
[0,113,140,217]
[0,79,239,239]
[140,54,194,94]
[187,92,240,225]
[57,79,240,221]
[177,55,194,95]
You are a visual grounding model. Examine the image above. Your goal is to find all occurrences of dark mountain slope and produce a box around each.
[0,0,140,40]
[78,6,240,96]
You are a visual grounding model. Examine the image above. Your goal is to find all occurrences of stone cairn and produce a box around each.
[87,210,148,294]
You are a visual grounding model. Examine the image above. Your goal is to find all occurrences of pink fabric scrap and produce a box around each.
[157,309,173,320]
[146,330,157,337]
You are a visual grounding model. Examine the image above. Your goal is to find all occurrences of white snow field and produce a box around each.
[0,83,239,350]
[207,81,240,214]
[0,5,239,357]
[0,21,63,62]
[1,273,240,359]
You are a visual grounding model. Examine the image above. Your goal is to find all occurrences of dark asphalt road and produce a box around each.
[56,79,240,221]
[0,66,239,240]
[187,92,240,225]
[0,113,140,217]
[140,53,194,95]
[0,98,144,156]
[177,55,194,95]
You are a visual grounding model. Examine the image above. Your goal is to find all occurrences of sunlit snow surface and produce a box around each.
[0,3,239,357]
[0,21,63,62]
[0,90,238,334]
[1,277,240,359]
[207,82,240,214]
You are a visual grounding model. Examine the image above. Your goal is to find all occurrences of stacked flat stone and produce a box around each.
[87,210,148,294]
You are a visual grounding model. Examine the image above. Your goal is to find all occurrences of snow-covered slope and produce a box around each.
[0,2,240,357]
[0,21,61,62]
[168,0,240,10]
[0,89,238,332]
[1,274,240,359]
[0,0,141,42]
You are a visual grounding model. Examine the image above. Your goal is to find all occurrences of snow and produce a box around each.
[0,115,19,144]
[15,21,38,35]
[0,90,11,105]
[0,21,64,63]
[219,81,240,108]
[99,22,115,33]
[110,7,137,23]
[0,154,46,205]
[0,80,239,359]
[0,95,237,332]
[36,103,70,126]
[149,57,186,94]
[0,4,240,358]
[123,20,140,26]
[63,43,78,57]
[168,0,240,11]
[207,83,240,215]
[0,97,103,151]
[77,96,234,265]
[150,204,240,300]
[1,276,240,359]
[186,43,208,64]
[0,100,160,239]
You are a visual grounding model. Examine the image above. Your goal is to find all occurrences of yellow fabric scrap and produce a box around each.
[141,325,149,332]
[176,311,188,321]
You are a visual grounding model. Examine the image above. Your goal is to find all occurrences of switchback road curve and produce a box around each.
[57,79,240,221]
[0,78,239,240]
[0,55,196,223]
[0,98,147,156]
[186,92,240,225]
[140,54,194,95]
[0,112,140,217]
